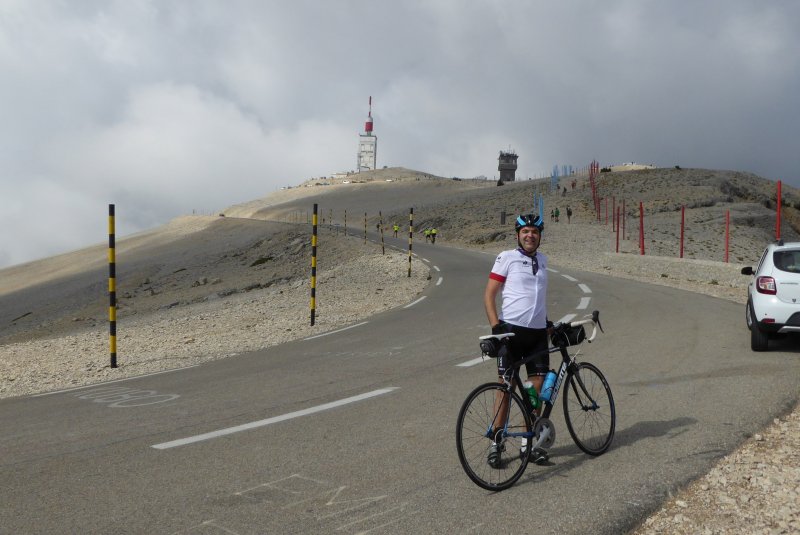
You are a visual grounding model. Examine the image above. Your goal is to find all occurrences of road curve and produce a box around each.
[1,238,798,534]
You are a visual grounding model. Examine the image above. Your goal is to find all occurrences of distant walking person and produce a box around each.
[566,205,572,223]
[430,227,438,244]
[424,228,431,242]
[554,207,560,223]
[393,223,400,238]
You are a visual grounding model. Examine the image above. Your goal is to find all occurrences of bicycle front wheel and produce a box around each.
[562,362,615,455]
[456,382,532,491]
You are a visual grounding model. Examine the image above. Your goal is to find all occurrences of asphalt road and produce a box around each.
[1,237,798,534]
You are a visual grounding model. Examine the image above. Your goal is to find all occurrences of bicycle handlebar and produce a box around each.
[553,310,604,343]
[479,310,605,357]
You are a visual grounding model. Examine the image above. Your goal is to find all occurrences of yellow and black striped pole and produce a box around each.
[408,207,414,277]
[108,204,117,368]
[310,203,318,326]
[379,211,385,255]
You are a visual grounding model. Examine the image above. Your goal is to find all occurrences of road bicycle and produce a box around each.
[455,310,615,491]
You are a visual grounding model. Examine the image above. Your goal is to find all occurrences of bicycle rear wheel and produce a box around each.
[456,382,532,491]
[562,362,615,455]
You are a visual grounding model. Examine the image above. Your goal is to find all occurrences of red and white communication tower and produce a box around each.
[357,96,377,172]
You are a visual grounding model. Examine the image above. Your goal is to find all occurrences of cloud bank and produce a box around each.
[1,1,798,267]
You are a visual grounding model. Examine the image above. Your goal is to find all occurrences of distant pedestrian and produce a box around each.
[430,227,438,244]
[550,209,554,222]
[424,228,431,242]
[554,208,560,223]
[566,206,572,223]
[393,223,399,237]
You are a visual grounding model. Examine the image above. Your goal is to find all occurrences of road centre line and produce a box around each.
[151,388,399,450]
[404,296,427,308]
[457,356,488,368]
[559,313,577,324]
[578,283,592,293]
[433,265,440,271]
[32,365,200,397]
[304,322,368,341]
[577,297,591,310]
[561,274,578,282]
[436,277,443,286]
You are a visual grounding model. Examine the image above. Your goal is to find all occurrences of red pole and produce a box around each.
[595,190,600,222]
[639,202,645,255]
[680,205,685,259]
[612,196,616,231]
[725,210,730,263]
[597,194,601,222]
[777,180,782,240]
[615,206,620,253]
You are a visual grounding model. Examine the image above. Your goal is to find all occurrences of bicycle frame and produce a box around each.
[460,311,612,490]
[491,340,593,446]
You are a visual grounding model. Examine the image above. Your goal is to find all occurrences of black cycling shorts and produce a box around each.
[497,324,550,378]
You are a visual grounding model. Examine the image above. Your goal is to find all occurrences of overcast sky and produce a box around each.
[1,1,798,268]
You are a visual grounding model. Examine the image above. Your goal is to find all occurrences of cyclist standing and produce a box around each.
[484,213,550,465]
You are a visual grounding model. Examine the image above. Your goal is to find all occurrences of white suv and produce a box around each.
[741,240,800,351]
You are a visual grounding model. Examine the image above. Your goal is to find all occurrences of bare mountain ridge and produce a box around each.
[1,166,792,346]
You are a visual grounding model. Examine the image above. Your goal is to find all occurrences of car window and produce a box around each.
[772,250,800,273]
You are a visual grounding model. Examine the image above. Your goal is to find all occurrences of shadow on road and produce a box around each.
[513,416,697,489]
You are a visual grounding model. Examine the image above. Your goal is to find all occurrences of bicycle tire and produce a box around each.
[455,382,532,491]
[562,362,615,455]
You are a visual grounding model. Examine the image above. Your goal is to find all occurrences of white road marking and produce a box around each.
[421,257,430,263]
[433,265,441,271]
[577,297,591,309]
[457,356,488,368]
[561,274,578,282]
[404,296,427,308]
[152,388,399,449]
[559,313,577,324]
[578,283,592,293]
[304,322,368,341]
[436,277,443,286]
[32,366,200,397]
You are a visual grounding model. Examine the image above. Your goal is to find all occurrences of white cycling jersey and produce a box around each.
[489,248,548,329]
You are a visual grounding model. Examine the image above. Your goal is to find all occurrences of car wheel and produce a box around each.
[751,324,769,351]
[748,300,769,351]
[750,308,769,351]
[745,299,754,329]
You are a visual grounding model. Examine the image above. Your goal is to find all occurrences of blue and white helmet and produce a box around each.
[515,213,544,232]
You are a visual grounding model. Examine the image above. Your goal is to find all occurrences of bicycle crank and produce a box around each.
[533,417,556,449]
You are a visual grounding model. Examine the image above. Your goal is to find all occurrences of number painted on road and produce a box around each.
[75,386,179,407]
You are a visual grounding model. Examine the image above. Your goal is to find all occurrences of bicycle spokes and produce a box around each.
[563,363,615,456]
